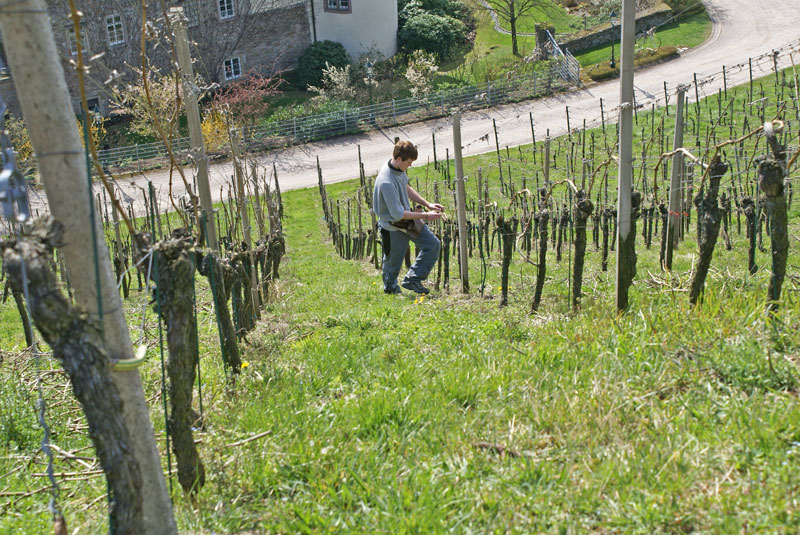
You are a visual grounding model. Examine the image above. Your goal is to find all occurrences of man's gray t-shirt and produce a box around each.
[372,160,410,231]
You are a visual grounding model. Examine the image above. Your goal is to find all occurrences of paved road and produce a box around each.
[30,0,800,216]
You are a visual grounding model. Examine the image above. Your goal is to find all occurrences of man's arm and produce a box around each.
[407,184,445,213]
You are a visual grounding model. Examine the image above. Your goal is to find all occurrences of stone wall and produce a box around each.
[231,3,312,80]
[1,1,313,117]
[557,2,673,54]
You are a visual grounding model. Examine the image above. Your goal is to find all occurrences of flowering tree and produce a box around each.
[307,62,356,104]
[211,70,283,125]
[405,50,439,98]
[116,69,201,140]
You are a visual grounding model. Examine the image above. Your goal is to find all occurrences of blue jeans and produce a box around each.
[381,225,440,292]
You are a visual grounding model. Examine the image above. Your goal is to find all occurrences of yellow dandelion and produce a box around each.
[241,361,250,369]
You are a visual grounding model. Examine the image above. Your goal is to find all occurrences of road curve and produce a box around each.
[42,0,800,216]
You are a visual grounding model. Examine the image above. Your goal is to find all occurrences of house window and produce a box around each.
[67,26,89,56]
[219,0,235,19]
[224,57,242,80]
[184,0,200,27]
[325,0,351,13]
[106,14,125,46]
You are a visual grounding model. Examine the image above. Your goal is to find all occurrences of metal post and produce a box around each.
[665,87,686,270]
[615,0,635,312]
[453,112,469,293]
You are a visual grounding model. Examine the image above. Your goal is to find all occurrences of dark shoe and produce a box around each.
[401,280,430,294]
[384,286,402,295]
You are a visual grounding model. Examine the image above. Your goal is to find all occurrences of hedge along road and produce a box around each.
[28,0,800,217]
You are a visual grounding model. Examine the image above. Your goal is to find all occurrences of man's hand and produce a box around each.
[422,212,444,221]
[427,202,445,213]
[424,211,443,221]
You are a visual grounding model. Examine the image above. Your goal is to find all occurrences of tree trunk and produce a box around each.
[572,192,593,309]
[616,191,642,309]
[498,216,517,307]
[2,223,144,534]
[144,232,205,494]
[742,196,757,274]
[690,157,729,304]
[197,252,242,375]
[531,210,549,313]
[759,159,789,312]
[510,14,519,57]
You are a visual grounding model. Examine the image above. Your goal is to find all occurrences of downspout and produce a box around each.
[309,0,317,42]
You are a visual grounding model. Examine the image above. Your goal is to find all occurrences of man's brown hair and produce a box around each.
[393,140,418,161]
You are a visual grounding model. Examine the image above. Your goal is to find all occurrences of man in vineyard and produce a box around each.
[373,140,445,294]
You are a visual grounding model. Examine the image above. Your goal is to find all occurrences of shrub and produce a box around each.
[405,50,439,98]
[399,12,467,59]
[663,0,705,17]
[201,108,230,151]
[399,0,474,33]
[298,40,350,90]
[585,46,679,82]
[308,63,356,105]
[212,70,283,125]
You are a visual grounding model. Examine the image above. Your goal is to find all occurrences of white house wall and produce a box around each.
[313,0,397,61]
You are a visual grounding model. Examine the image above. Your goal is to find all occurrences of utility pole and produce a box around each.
[452,112,469,292]
[615,0,636,312]
[171,6,218,251]
[665,87,686,270]
[0,1,177,533]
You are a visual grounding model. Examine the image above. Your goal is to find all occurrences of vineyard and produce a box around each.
[2,59,799,532]
[322,62,799,313]
[2,2,800,533]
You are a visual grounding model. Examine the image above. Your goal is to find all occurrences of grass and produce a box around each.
[2,58,800,535]
[575,11,712,68]
[441,2,711,87]
[494,0,586,34]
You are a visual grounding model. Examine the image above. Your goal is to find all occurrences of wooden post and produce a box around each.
[171,7,218,251]
[0,1,177,533]
[452,113,469,292]
[493,118,503,184]
[231,131,261,313]
[665,87,686,270]
[544,134,551,187]
[615,0,636,312]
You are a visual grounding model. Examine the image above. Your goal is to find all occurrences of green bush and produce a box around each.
[664,0,705,17]
[298,40,350,90]
[399,0,472,28]
[399,12,467,59]
[585,46,679,82]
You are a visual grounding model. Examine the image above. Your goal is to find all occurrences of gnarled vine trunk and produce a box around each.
[2,222,144,533]
[690,157,729,304]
